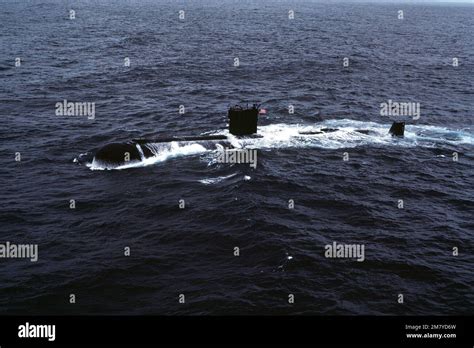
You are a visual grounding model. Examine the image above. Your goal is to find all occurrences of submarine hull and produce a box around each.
[91,122,404,169]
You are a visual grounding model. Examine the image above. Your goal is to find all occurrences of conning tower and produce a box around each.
[228,104,260,136]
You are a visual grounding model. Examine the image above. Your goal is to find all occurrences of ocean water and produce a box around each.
[0,0,473,315]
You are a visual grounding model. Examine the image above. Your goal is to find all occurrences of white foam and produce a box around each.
[136,144,145,160]
[198,172,238,185]
[116,142,207,170]
[88,119,473,170]
[214,119,472,150]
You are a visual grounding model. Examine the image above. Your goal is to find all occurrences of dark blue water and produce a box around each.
[1,0,473,315]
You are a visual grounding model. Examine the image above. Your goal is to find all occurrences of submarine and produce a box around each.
[91,104,405,168]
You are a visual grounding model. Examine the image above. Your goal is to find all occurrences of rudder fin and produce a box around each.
[389,122,405,137]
